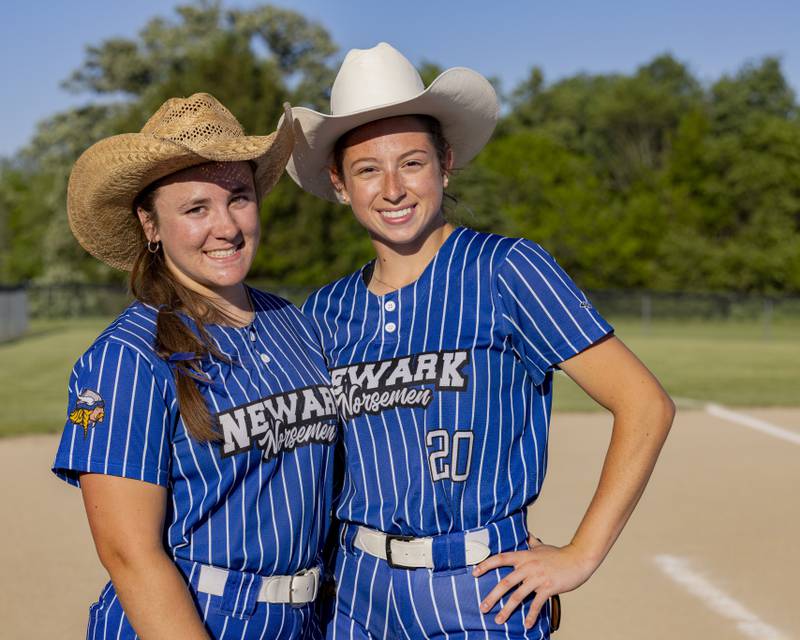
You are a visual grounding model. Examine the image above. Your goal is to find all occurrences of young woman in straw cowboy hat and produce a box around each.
[52,93,339,639]
[288,43,675,638]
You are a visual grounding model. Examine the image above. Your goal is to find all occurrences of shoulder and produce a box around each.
[446,227,557,275]
[450,227,518,256]
[72,302,167,379]
[448,227,530,269]
[301,270,364,319]
[500,236,555,265]
[485,234,582,308]
[497,236,575,286]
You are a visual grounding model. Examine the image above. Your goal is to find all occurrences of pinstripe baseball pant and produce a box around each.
[85,559,323,639]
[326,511,552,639]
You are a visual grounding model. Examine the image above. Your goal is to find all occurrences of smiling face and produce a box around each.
[331,115,453,254]
[136,161,259,304]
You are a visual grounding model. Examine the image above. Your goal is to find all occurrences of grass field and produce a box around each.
[2,315,798,436]
[553,317,800,411]
[1,318,113,437]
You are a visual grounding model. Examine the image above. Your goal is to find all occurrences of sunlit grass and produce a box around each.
[1,317,111,437]
[2,316,798,436]
[553,317,800,412]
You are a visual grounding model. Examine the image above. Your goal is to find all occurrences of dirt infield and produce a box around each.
[4,407,798,639]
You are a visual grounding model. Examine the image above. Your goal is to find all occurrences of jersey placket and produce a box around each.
[381,292,399,347]
[246,326,270,361]
[241,326,276,395]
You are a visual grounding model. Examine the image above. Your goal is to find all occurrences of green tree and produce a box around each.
[2,11,799,296]
[660,106,800,293]
[492,54,799,294]
[1,1,357,287]
[508,55,702,187]
[710,57,797,132]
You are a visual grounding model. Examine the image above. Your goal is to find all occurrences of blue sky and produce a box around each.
[3,0,798,157]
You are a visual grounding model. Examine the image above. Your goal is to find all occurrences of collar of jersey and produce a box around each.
[358,226,468,298]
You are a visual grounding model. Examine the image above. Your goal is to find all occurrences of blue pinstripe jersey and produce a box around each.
[53,288,338,576]
[302,227,612,537]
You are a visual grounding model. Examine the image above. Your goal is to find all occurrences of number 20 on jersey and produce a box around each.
[426,429,474,482]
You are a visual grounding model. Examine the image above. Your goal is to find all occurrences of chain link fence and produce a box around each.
[25,283,133,319]
[589,290,799,320]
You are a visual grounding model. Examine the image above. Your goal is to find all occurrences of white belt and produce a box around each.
[354,526,491,569]
[196,564,319,605]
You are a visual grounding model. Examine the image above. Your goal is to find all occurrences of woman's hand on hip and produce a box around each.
[472,537,596,629]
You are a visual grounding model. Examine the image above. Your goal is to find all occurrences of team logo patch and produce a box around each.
[216,384,339,462]
[69,388,105,437]
[330,350,470,420]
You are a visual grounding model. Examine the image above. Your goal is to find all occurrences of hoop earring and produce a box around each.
[147,240,161,254]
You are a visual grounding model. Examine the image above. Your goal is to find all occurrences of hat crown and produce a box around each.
[330,42,425,115]
[141,93,245,150]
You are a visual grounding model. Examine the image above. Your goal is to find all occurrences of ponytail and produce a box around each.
[130,183,234,443]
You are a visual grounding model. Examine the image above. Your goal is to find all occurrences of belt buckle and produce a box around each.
[288,568,317,607]
[385,534,416,569]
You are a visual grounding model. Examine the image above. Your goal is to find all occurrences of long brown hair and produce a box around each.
[130,182,234,443]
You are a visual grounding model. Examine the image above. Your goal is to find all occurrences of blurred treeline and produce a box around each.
[1,1,798,294]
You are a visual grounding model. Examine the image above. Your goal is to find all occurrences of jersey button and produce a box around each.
[384,300,396,312]
[260,353,271,364]
[385,322,396,333]
[249,330,256,342]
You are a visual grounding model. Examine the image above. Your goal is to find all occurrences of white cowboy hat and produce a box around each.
[284,42,499,203]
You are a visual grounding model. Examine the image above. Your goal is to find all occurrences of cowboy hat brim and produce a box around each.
[285,67,498,203]
[68,115,293,271]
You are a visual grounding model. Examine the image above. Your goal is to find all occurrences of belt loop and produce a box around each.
[218,569,259,619]
[341,522,358,553]
[487,521,501,553]
[431,531,467,571]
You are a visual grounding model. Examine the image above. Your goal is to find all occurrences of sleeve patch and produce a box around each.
[68,388,106,438]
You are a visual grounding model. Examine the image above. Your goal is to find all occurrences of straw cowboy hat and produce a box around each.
[68,93,294,271]
[285,42,499,203]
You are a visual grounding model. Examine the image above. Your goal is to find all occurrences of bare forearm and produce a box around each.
[570,393,675,571]
[79,475,207,638]
[104,551,209,640]
[474,338,675,626]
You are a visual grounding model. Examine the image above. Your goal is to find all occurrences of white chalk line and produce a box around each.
[672,395,706,410]
[654,555,787,640]
[705,403,800,446]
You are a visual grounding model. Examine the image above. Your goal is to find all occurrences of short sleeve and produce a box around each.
[495,239,613,384]
[52,340,173,487]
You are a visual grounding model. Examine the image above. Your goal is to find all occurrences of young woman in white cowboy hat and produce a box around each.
[288,43,675,638]
[52,93,339,639]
